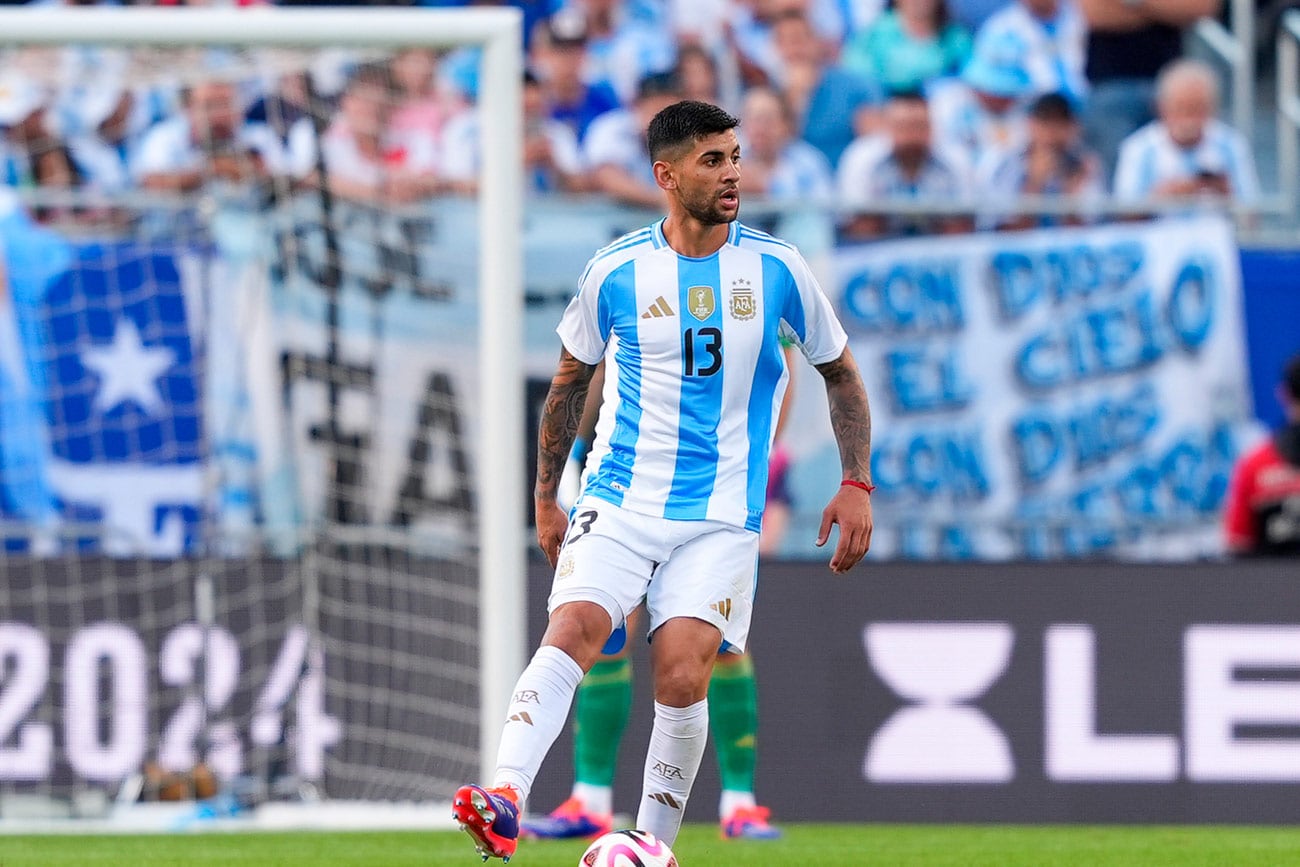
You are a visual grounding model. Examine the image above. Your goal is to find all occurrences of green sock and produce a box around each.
[708,655,758,794]
[573,657,633,787]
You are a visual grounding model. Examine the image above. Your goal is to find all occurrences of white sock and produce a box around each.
[492,645,585,806]
[635,700,708,847]
[572,782,613,816]
[719,789,756,819]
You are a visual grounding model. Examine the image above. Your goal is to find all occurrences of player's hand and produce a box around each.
[816,485,873,573]
[536,498,569,568]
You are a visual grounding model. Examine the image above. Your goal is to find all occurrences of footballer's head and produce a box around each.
[648,100,742,225]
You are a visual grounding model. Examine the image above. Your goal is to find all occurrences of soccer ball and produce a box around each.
[579,829,679,866]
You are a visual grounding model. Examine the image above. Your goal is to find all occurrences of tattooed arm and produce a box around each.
[813,346,874,573]
[535,348,598,566]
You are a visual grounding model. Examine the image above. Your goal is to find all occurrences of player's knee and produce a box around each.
[654,661,711,706]
[542,601,613,671]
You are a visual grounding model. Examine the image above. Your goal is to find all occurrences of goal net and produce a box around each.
[0,7,524,823]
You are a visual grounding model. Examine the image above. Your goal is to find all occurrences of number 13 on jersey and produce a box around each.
[683,327,722,377]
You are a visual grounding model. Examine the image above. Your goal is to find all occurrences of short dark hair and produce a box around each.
[1284,354,1300,402]
[1029,92,1076,123]
[647,100,739,161]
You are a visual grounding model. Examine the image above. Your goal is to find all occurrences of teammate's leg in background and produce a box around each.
[711,651,781,839]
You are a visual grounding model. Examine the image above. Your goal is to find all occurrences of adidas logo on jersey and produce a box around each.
[508,711,534,725]
[709,599,733,620]
[648,792,682,809]
[640,296,676,319]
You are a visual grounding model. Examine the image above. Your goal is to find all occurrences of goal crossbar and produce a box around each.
[0,6,526,787]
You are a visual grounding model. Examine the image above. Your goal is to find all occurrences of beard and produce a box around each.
[681,187,739,225]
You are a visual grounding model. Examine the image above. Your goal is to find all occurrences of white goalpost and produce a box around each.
[0,5,526,811]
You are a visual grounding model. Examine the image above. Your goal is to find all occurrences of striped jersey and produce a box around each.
[1112,118,1259,203]
[557,219,848,533]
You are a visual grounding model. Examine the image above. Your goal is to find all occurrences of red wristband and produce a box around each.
[842,479,876,494]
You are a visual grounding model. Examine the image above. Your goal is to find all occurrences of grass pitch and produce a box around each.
[3,824,1300,866]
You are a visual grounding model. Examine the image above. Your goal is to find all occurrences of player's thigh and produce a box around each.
[646,524,759,655]
[548,501,656,638]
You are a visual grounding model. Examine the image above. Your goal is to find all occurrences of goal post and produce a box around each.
[0,6,526,791]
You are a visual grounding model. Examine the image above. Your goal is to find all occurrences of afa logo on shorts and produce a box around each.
[557,554,576,578]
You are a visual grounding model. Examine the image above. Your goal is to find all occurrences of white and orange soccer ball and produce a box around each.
[579,829,679,867]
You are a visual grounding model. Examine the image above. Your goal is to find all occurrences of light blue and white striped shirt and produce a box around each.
[557,219,847,531]
[970,0,1087,105]
[1113,118,1259,203]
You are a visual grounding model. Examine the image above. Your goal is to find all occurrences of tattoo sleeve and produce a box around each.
[535,348,597,502]
[815,347,873,483]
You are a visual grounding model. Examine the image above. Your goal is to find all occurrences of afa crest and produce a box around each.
[730,278,756,320]
[687,285,715,321]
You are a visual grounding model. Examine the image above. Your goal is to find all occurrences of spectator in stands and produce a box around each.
[930,41,1032,171]
[1224,354,1300,556]
[243,73,316,183]
[583,71,681,209]
[1112,59,1257,206]
[969,0,1088,106]
[739,85,835,247]
[133,80,265,192]
[739,85,834,200]
[840,0,973,94]
[837,89,972,239]
[320,63,443,205]
[977,92,1102,229]
[675,43,725,108]
[390,48,457,151]
[725,0,789,87]
[1081,0,1218,179]
[530,10,622,144]
[566,0,677,105]
[771,8,882,168]
[0,71,60,189]
[442,72,589,195]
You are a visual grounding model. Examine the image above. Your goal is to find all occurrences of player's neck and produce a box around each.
[661,214,730,259]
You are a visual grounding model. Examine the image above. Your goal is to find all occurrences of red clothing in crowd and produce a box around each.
[1223,425,1300,555]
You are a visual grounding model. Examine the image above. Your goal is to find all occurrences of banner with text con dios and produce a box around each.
[780,214,1254,560]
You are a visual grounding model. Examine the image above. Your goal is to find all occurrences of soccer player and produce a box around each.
[522,347,799,842]
[453,100,874,861]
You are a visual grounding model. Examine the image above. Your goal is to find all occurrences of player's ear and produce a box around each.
[653,159,676,191]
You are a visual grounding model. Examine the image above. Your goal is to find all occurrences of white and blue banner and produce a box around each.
[782,214,1253,559]
[0,198,203,556]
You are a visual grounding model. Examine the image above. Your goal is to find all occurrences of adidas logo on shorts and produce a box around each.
[508,711,534,725]
[709,599,733,620]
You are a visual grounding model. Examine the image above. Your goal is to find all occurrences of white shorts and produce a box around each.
[547,496,759,654]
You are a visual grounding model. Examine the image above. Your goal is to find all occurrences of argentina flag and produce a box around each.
[0,195,204,555]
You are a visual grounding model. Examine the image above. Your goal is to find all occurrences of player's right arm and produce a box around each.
[536,348,598,567]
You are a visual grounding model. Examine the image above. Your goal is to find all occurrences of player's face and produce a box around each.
[672,129,742,225]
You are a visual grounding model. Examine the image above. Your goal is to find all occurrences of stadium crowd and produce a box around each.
[0,0,1259,237]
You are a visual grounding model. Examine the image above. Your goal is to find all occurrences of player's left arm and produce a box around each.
[814,346,874,573]
[536,348,598,567]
